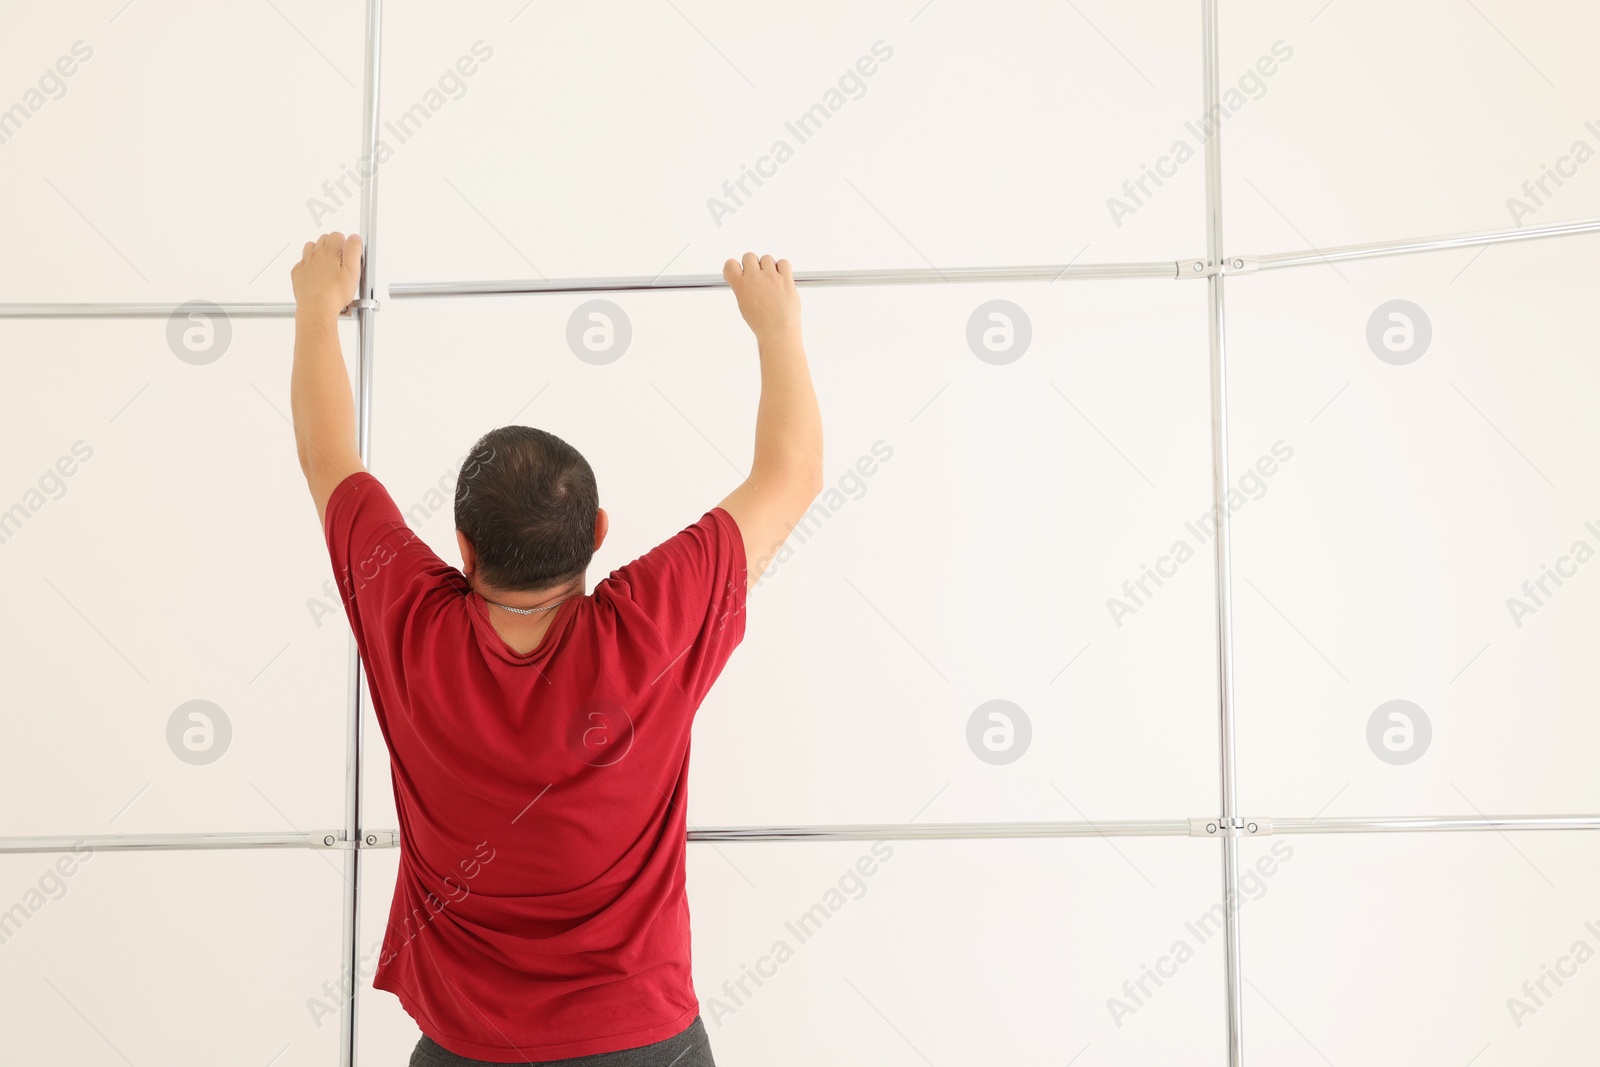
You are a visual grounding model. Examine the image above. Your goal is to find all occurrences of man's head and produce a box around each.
[453,426,607,595]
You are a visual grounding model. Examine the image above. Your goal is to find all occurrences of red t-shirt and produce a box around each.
[323,471,746,1061]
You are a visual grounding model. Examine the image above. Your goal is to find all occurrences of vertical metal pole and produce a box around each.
[355,0,383,465]
[1201,2,1246,1065]
[341,3,384,1066]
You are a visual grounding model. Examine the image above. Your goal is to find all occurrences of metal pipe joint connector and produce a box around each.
[1177,256,1258,279]
[1190,817,1272,838]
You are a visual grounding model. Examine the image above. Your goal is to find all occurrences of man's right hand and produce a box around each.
[723,253,800,342]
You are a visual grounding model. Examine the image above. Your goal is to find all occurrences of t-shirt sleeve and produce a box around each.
[323,471,459,662]
[597,506,748,700]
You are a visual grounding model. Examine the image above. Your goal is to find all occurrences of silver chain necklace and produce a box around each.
[486,597,567,615]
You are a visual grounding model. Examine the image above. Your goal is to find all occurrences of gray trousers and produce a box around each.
[408,1016,715,1067]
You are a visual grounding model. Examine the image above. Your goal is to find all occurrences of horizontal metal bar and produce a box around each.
[0,303,353,319]
[8,815,1597,854]
[0,823,1193,852]
[0,831,385,854]
[388,261,1184,300]
[1273,814,1600,835]
[14,216,1594,318]
[688,820,1194,841]
[698,814,1600,841]
[1254,215,1600,272]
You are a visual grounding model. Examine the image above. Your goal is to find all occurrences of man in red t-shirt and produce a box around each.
[289,233,823,1064]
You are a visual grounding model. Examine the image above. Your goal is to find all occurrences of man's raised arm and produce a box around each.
[289,231,367,527]
[717,253,825,591]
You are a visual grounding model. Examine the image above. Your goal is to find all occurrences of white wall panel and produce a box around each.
[0,850,345,1066]
[0,1,364,304]
[358,839,1231,1065]
[1225,0,1600,251]
[374,0,1204,285]
[1228,242,1600,818]
[359,281,1219,830]
[1241,832,1600,1065]
[0,319,352,835]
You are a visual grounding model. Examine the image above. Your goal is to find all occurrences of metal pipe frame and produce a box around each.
[8,7,1600,1067]
[336,5,385,1067]
[3,225,1594,326]
[688,820,1193,842]
[388,261,1183,299]
[1253,215,1600,272]
[6,814,1598,856]
[0,302,330,318]
[5,223,1596,321]
[691,816,1600,840]
[383,223,1600,303]
[1199,5,1245,1065]
[1272,815,1600,834]
[0,831,363,854]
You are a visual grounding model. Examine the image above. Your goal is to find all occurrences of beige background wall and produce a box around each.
[1,1,1596,1063]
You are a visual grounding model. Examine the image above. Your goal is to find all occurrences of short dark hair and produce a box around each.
[454,426,598,592]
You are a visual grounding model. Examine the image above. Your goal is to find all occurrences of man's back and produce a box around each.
[324,473,746,1061]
